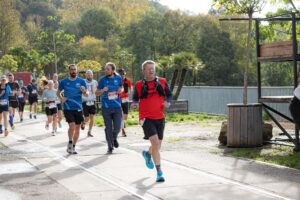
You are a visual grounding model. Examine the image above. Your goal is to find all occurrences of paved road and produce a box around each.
[0,112,299,200]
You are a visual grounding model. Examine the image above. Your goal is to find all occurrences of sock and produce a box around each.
[9,115,13,124]
[122,128,125,132]
[155,165,161,173]
[73,145,75,149]
[69,141,72,144]
[30,112,32,115]
[121,120,125,129]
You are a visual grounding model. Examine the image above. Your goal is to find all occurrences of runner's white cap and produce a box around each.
[53,73,58,77]
[1,75,7,80]
[86,70,93,74]
[48,80,54,84]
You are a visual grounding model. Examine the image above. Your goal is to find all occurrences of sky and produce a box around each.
[158,0,298,17]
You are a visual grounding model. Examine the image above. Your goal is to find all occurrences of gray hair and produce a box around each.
[86,70,93,74]
[142,60,155,70]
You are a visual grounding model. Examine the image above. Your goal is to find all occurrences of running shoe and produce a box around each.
[142,150,154,169]
[29,113,32,119]
[122,131,127,137]
[80,122,85,130]
[11,125,15,130]
[4,130,9,136]
[87,131,93,137]
[34,115,37,119]
[73,147,78,154]
[107,148,113,154]
[0,129,3,134]
[20,116,23,122]
[45,124,49,130]
[67,142,73,154]
[51,131,56,136]
[156,171,165,182]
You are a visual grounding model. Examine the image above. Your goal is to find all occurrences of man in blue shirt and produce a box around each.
[27,79,38,119]
[57,64,88,154]
[96,62,122,154]
[0,75,11,136]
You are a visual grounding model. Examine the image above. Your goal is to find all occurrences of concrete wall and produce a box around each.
[176,86,294,118]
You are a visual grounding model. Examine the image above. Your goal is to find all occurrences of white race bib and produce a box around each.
[49,102,56,109]
[108,91,118,100]
[18,94,24,98]
[86,101,95,106]
[0,99,7,105]
[32,89,37,94]
[121,97,129,103]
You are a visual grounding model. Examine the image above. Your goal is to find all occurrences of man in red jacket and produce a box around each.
[130,60,172,182]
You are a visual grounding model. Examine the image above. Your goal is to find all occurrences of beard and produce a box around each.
[70,73,77,78]
[87,77,92,81]
[107,73,113,77]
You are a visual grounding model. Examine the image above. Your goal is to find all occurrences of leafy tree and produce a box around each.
[0,55,18,72]
[213,0,265,104]
[78,8,119,40]
[77,60,102,72]
[157,56,172,78]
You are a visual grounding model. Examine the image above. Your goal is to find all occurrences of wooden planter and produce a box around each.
[165,100,188,113]
[227,103,263,147]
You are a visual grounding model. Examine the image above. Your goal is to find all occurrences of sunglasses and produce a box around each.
[8,75,12,77]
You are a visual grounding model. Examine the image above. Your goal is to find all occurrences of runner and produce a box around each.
[81,70,98,137]
[7,73,19,130]
[54,80,63,129]
[0,75,11,136]
[118,68,132,137]
[57,64,88,154]
[27,79,38,119]
[17,80,29,122]
[130,60,172,182]
[42,80,58,136]
[95,62,122,154]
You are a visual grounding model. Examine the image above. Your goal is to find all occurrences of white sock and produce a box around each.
[121,120,125,129]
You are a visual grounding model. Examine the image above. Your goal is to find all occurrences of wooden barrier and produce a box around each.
[227,103,263,147]
[258,40,294,60]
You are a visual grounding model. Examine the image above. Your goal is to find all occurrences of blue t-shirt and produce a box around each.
[59,77,87,110]
[97,75,122,108]
[27,84,38,97]
[18,86,28,103]
[0,85,11,107]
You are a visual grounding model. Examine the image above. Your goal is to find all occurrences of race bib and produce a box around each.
[49,102,56,109]
[121,97,129,103]
[86,101,95,106]
[32,89,37,94]
[0,99,7,105]
[108,91,118,100]
[18,94,24,98]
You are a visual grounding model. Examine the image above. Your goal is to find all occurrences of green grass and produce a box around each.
[24,101,45,114]
[93,111,226,127]
[224,146,300,170]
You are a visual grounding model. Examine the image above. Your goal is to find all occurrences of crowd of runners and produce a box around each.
[0,60,172,182]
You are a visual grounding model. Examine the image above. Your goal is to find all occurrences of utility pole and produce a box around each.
[53,33,57,74]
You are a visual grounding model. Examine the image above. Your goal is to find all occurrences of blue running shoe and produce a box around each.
[156,171,165,182]
[0,129,3,134]
[142,150,154,169]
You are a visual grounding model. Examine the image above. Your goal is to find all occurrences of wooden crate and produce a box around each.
[258,40,294,60]
[227,103,263,147]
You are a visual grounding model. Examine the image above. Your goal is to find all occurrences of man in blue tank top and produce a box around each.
[57,64,88,154]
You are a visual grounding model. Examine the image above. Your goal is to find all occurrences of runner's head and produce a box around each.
[118,69,126,79]
[105,62,116,78]
[48,80,54,89]
[1,75,7,85]
[54,80,58,89]
[19,80,23,87]
[6,73,14,82]
[85,70,93,81]
[142,60,156,81]
[53,73,58,81]
[31,79,36,86]
[68,64,77,78]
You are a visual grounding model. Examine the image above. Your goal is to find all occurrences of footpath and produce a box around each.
[0,112,300,200]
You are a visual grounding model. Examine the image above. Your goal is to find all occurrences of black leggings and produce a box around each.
[18,102,25,112]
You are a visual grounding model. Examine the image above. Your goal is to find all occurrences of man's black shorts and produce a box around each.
[9,100,18,108]
[82,102,96,117]
[57,103,62,111]
[18,102,25,112]
[121,102,129,115]
[64,110,84,125]
[0,106,8,113]
[29,96,38,105]
[142,118,165,140]
[46,107,57,116]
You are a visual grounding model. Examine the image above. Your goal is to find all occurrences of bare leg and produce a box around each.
[73,125,80,145]
[68,122,75,141]
[52,115,57,132]
[149,135,162,166]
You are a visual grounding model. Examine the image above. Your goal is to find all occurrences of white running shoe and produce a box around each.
[66,142,73,154]
[51,131,56,136]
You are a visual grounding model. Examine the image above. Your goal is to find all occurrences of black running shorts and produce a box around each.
[63,110,84,125]
[46,107,57,116]
[142,118,165,140]
[121,102,129,115]
[82,102,96,117]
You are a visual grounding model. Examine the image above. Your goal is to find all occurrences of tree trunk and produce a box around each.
[175,68,188,99]
[170,68,178,92]
[243,12,253,105]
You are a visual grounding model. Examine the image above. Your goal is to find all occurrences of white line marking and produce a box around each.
[10,134,160,200]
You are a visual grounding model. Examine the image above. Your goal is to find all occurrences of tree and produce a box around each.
[78,8,119,40]
[0,55,18,72]
[157,56,172,78]
[213,0,265,104]
[77,60,102,72]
